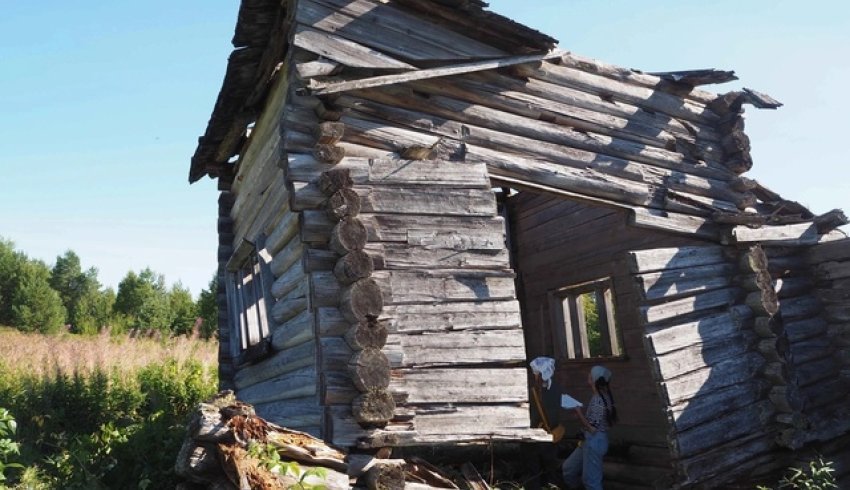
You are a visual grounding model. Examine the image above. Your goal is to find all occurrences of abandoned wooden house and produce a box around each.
[188,0,850,487]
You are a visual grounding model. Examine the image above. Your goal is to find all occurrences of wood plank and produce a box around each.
[668,380,763,433]
[363,214,506,250]
[639,287,742,326]
[293,24,414,69]
[233,340,316,390]
[301,0,505,61]
[253,397,323,429]
[366,243,510,271]
[307,51,564,95]
[628,246,729,274]
[390,368,528,404]
[514,61,720,125]
[381,300,522,334]
[636,262,736,301]
[646,305,752,355]
[674,401,774,458]
[373,270,517,304]
[730,223,819,246]
[358,187,497,216]
[237,365,318,405]
[286,154,490,188]
[629,208,720,241]
[661,352,763,406]
[383,329,526,368]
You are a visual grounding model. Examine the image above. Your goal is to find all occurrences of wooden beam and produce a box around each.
[301,51,565,96]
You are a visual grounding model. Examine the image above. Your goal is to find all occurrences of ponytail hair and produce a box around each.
[595,378,618,426]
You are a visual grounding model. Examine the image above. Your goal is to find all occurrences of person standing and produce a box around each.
[562,365,618,490]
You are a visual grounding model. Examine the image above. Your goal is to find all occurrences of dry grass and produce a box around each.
[0,326,217,376]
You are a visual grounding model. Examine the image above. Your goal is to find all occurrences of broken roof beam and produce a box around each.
[727,222,820,246]
[300,50,566,95]
[649,69,738,87]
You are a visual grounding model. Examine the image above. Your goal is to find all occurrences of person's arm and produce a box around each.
[573,407,597,434]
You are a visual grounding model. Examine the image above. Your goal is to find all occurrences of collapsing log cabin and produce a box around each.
[188,0,850,487]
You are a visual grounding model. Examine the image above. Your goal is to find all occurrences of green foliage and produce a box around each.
[49,250,111,334]
[167,283,198,336]
[10,260,66,334]
[195,274,219,339]
[0,408,24,484]
[73,288,116,335]
[0,239,26,327]
[114,268,172,332]
[0,359,216,488]
[580,293,603,357]
[757,457,838,490]
[247,441,329,490]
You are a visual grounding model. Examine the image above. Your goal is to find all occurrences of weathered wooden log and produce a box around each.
[353,389,395,426]
[344,318,388,350]
[302,210,336,244]
[311,271,342,307]
[305,247,338,272]
[270,238,304,277]
[646,305,751,356]
[234,341,316,390]
[635,262,735,301]
[314,121,345,145]
[340,278,384,323]
[348,348,391,392]
[327,188,362,220]
[639,287,741,326]
[292,181,326,211]
[237,366,317,405]
[365,460,405,490]
[319,168,353,195]
[271,260,305,299]
[330,217,368,255]
[175,440,230,487]
[762,361,789,385]
[334,250,374,285]
[813,209,848,233]
[314,144,346,164]
[460,462,490,490]
[768,385,803,413]
[805,238,850,264]
[730,223,819,246]
[757,337,784,363]
[271,297,308,324]
[780,295,821,321]
[317,307,350,337]
[672,400,773,459]
[746,289,779,317]
[815,261,850,281]
[271,310,314,350]
[266,215,299,260]
[753,317,780,338]
[628,246,729,274]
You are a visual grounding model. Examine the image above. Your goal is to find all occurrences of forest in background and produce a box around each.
[0,236,217,338]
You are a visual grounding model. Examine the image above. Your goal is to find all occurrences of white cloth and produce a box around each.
[530,356,556,389]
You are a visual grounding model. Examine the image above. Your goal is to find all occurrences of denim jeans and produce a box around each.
[562,431,609,490]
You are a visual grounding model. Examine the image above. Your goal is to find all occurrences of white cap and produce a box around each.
[591,365,612,383]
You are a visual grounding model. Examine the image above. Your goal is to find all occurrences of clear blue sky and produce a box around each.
[1,1,848,297]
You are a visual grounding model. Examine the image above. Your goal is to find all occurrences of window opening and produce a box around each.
[551,278,622,360]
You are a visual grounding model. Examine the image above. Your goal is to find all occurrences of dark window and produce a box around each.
[550,278,623,360]
[225,240,272,364]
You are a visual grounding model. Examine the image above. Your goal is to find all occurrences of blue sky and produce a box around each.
[1,1,848,297]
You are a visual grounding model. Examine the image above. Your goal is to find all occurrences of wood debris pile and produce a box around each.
[176,392,468,489]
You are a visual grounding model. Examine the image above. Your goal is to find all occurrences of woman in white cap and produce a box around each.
[561,365,618,490]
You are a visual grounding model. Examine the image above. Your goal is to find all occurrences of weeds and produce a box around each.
[0,330,217,488]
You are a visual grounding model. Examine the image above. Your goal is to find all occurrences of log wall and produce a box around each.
[508,192,704,488]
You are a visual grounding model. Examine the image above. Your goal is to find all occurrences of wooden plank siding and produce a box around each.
[507,192,708,487]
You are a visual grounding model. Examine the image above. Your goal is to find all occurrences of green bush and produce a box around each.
[757,456,838,490]
[0,359,216,488]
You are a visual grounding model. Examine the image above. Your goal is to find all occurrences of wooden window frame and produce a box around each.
[225,238,273,366]
[549,278,624,361]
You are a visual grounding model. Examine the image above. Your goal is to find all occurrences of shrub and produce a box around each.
[0,336,217,489]
[757,456,838,490]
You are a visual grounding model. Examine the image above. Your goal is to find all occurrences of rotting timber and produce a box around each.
[188,0,850,488]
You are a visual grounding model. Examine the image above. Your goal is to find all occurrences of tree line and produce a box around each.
[0,237,217,337]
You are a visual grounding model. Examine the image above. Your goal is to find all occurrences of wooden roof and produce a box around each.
[189,0,557,183]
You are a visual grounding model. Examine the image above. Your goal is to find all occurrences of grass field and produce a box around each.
[0,327,218,488]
